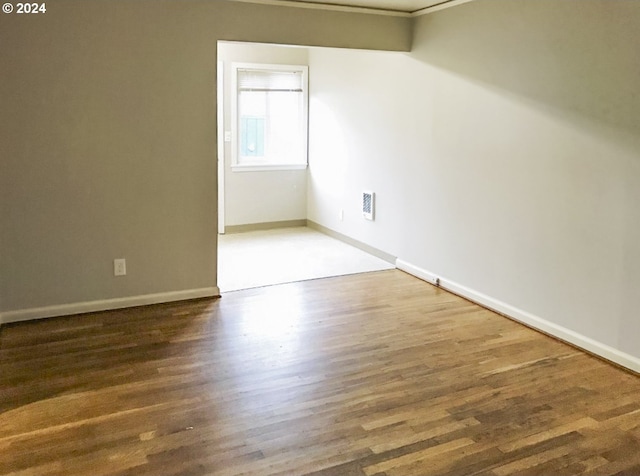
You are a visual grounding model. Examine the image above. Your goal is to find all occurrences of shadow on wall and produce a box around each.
[411,0,640,147]
[406,0,640,356]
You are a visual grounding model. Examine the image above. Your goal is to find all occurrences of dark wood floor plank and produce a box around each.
[1,270,639,475]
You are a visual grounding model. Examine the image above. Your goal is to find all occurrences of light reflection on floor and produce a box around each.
[238,285,305,343]
[225,284,318,417]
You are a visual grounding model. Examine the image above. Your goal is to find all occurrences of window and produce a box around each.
[231,63,308,171]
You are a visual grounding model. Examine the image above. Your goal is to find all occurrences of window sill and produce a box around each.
[231,164,308,172]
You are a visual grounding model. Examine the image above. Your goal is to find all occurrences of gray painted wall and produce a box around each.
[307,0,640,365]
[0,0,410,314]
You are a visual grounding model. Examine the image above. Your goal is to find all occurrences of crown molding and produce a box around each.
[225,0,476,18]
[411,0,476,16]
[225,0,411,17]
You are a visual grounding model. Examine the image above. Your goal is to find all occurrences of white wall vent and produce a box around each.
[362,191,375,221]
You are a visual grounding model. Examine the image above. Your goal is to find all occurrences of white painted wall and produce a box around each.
[308,0,640,367]
[308,49,414,256]
[218,42,309,228]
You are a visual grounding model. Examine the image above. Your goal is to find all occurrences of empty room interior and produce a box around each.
[1,0,640,475]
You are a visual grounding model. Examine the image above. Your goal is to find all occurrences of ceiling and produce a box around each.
[231,0,468,15]
[282,0,448,13]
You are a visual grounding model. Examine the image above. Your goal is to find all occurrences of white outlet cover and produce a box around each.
[114,258,126,276]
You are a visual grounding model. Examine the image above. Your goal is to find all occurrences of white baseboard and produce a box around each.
[396,259,640,374]
[224,219,307,234]
[307,220,397,264]
[396,259,439,285]
[0,287,220,325]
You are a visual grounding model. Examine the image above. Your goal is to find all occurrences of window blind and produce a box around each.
[238,69,303,92]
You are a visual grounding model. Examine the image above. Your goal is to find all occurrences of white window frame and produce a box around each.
[231,62,309,172]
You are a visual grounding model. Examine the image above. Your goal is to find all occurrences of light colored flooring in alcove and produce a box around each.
[217,226,395,292]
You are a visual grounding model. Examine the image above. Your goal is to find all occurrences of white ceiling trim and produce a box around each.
[411,0,476,16]
[226,0,411,17]
[225,0,476,17]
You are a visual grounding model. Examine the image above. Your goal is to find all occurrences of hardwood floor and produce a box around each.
[1,269,639,476]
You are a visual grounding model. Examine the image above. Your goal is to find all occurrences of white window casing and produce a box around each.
[231,63,309,172]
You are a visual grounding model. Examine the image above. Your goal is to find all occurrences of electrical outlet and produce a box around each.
[339,209,344,221]
[114,258,126,276]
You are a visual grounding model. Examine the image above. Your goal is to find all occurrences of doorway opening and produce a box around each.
[216,41,395,293]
